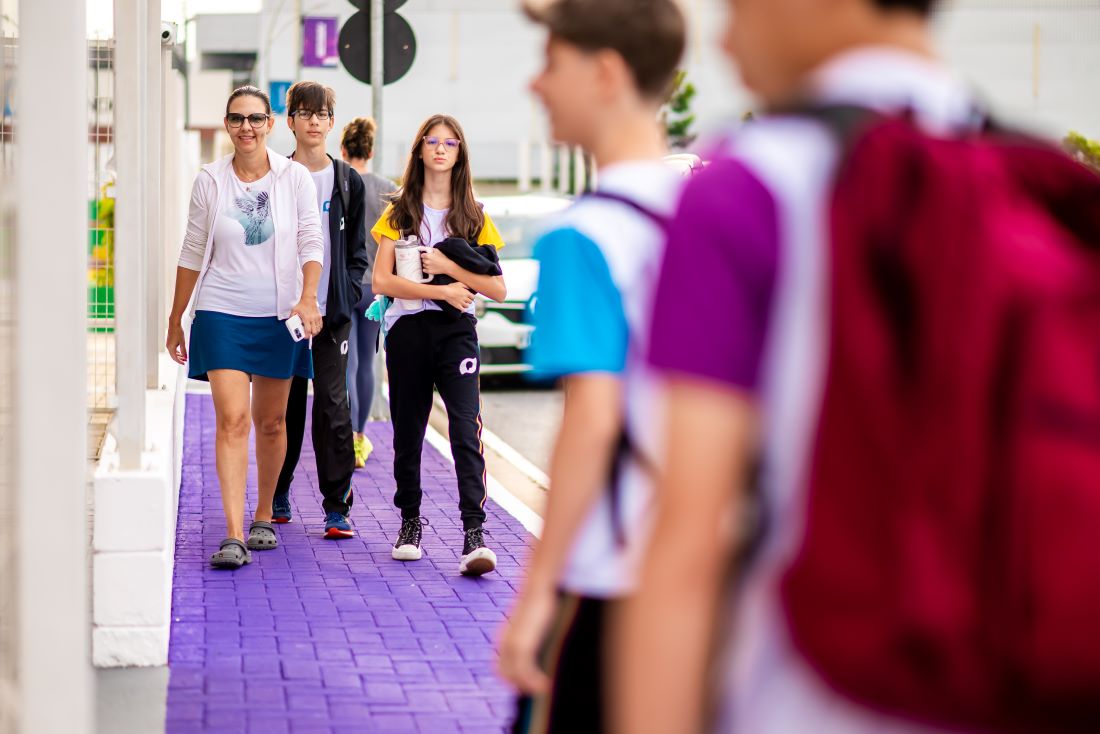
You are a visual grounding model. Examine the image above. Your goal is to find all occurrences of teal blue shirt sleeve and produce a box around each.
[529,227,628,380]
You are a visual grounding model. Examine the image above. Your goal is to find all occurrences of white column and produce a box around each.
[146,1,164,389]
[162,47,184,314]
[557,144,570,195]
[517,138,531,193]
[115,0,149,468]
[572,146,587,194]
[15,0,92,730]
[539,140,552,193]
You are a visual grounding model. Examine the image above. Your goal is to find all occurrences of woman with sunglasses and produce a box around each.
[167,85,324,569]
[372,114,506,576]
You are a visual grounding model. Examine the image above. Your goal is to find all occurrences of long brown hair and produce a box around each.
[388,114,484,242]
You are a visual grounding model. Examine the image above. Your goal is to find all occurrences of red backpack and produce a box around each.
[779,111,1100,733]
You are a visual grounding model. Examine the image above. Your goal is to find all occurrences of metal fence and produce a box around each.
[0,8,16,734]
[88,39,115,462]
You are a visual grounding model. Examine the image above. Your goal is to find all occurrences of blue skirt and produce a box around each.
[188,310,313,382]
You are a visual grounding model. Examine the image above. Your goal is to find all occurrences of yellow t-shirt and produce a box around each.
[371,203,506,249]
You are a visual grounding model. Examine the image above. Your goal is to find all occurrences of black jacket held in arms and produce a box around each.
[290,152,370,329]
[429,237,503,317]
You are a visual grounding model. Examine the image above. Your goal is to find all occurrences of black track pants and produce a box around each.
[275,319,355,516]
[386,311,487,531]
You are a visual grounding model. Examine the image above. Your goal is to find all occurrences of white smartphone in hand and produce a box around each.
[285,314,306,342]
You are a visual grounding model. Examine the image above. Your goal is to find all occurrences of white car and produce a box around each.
[475,157,702,376]
[475,194,572,375]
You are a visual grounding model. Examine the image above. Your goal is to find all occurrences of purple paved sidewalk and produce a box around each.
[166,394,532,734]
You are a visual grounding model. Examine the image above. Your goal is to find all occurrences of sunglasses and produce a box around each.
[227,113,271,128]
[423,136,461,150]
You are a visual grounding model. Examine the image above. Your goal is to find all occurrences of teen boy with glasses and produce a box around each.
[272,81,369,539]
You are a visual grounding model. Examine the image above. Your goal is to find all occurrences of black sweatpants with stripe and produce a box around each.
[386,310,487,531]
[274,318,355,516]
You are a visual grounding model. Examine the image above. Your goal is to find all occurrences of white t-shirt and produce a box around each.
[529,161,684,598]
[383,203,473,331]
[652,49,977,734]
[312,163,334,315]
[194,171,278,317]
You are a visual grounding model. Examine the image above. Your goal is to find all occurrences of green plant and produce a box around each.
[1064,131,1100,174]
[664,70,697,150]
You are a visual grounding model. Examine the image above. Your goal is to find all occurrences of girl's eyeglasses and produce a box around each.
[423,136,461,150]
[227,113,271,128]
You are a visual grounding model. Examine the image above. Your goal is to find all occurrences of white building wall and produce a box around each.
[258,0,550,178]
[242,0,1100,180]
[934,0,1100,139]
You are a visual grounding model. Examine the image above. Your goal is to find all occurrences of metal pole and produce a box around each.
[294,0,303,79]
[115,0,149,469]
[15,0,92,728]
[371,0,384,176]
[367,0,389,422]
[370,345,390,421]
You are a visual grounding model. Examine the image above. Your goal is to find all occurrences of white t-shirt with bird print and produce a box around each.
[195,170,279,317]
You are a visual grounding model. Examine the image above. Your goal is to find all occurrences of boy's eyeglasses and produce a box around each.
[423,136,461,150]
[227,113,271,128]
[290,110,332,121]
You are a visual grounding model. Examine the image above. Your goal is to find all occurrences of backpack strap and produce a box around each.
[585,190,670,230]
[770,102,995,151]
[582,189,666,548]
[333,157,352,215]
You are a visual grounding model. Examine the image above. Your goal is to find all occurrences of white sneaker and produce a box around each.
[459,527,497,576]
[391,516,426,561]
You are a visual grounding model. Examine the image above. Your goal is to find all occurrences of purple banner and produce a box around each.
[302,17,339,68]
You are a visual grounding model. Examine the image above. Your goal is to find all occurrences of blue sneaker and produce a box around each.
[272,496,292,524]
[324,511,353,540]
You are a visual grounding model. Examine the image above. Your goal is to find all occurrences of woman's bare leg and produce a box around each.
[208,369,253,541]
[251,375,293,524]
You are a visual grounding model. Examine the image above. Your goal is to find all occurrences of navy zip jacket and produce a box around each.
[290,152,369,329]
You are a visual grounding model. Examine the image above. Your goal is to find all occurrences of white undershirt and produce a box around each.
[194,171,278,317]
[384,203,477,331]
[312,163,334,315]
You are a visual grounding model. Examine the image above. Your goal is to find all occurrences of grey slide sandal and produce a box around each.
[210,538,252,569]
[247,521,278,551]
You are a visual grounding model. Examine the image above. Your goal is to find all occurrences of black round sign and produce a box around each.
[348,0,407,9]
[339,10,416,86]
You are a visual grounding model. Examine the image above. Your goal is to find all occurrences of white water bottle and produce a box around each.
[394,237,431,310]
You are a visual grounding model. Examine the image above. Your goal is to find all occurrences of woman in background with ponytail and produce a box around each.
[341,117,397,467]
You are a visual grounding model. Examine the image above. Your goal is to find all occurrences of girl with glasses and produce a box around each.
[166,85,325,568]
[371,114,507,576]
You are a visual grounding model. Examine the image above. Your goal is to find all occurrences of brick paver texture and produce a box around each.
[166,394,532,733]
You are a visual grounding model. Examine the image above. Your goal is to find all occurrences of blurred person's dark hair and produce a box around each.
[522,0,686,100]
[342,117,378,160]
[225,85,271,116]
[874,0,938,14]
[286,80,336,116]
